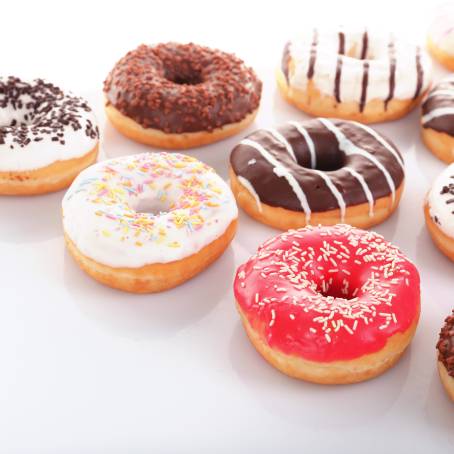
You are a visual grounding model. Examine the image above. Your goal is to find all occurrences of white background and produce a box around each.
[1,0,453,452]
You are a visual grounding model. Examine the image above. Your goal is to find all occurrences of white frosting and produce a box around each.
[287,28,431,103]
[0,78,98,172]
[428,163,454,237]
[62,153,238,268]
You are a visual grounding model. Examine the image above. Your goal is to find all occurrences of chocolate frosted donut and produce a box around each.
[229,118,405,230]
[436,310,454,400]
[422,76,454,135]
[104,43,262,149]
[421,76,454,163]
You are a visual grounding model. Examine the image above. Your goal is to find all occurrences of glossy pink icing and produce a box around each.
[234,224,420,362]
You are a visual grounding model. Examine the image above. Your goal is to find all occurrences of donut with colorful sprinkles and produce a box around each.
[0,76,99,195]
[234,224,420,384]
[62,152,238,293]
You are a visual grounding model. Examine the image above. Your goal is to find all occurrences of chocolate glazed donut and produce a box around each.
[437,310,454,401]
[229,118,405,230]
[103,43,262,149]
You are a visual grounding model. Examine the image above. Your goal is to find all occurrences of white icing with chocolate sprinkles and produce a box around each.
[0,77,99,172]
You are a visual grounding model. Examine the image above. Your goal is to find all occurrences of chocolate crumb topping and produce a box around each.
[103,43,262,134]
[437,310,454,377]
[0,77,99,149]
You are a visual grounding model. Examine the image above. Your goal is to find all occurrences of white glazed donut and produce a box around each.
[424,163,454,261]
[62,152,238,293]
[0,77,99,195]
[278,27,432,123]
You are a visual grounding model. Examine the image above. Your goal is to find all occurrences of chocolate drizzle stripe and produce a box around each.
[360,30,368,59]
[288,120,316,168]
[334,57,343,103]
[267,128,297,162]
[319,118,397,204]
[307,29,319,80]
[413,46,423,100]
[344,166,374,216]
[384,41,396,110]
[239,138,312,220]
[359,61,370,112]
[352,121,404,168]
[312,169,346,220]
[338,32,345,55]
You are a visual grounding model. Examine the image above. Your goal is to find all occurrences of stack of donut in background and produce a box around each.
[0,17,453,399]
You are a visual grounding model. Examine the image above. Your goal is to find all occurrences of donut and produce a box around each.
[424,163,454,260]
[234,224,420,384]
[436,310,454,401]
[0,77,99,195]
[421,76,454,163]
[103,43,262,149]
[278,28,431,123]
[229,118,404,230]
[427,10,454,71]
[62,152,238,293]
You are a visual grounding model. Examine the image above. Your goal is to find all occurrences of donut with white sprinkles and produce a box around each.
[234,224,420,384]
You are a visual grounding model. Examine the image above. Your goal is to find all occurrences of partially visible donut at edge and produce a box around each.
[0,77,99,195]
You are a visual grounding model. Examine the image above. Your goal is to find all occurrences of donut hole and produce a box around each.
[302,147,346,171]
[318,277,357,300]
[314,153,345,171]
[134,198,171,216]
[164,65,203,85]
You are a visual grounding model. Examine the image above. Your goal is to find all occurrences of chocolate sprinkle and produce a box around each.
[0,77,99,149]
[103,43,262,134]
[437,310,454,377]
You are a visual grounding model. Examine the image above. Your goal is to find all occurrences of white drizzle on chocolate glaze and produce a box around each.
[231,119,404,220]
[344,166,375,216]
[288,120,316,168]
[237,175,263,213]
[266,128,297,162]
[318,118,397,204]
[239,138,312,222]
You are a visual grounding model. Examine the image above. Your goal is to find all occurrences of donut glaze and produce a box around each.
[427,163,454,238]
[281,28,431,108]
[104,43,262,134]
[422,76,454,136]
[63,152,238,268]
[0,77,99,172]
[234,224,420,362]
[437,310,454,378]
[230,118,404,221]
